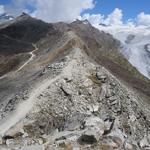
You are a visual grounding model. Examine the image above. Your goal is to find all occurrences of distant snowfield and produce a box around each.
[97,25,150,79]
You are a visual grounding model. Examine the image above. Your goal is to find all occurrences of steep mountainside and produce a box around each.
[0,13,51,55]
[97,25,150,80]
[0,13,61,76]
[0,14,150,150]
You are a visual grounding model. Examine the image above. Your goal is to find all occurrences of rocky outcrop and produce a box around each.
[0,48,149,150]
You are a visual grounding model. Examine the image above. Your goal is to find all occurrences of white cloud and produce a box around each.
[80,8,123,27]
[104,8,123,26]
[137,12,150,26]
[0,5,5,15]
[5,0,30,16]
[81,13,104,27]
[5,0,95,22]
[31,0,95,22]
[4,1,150,28]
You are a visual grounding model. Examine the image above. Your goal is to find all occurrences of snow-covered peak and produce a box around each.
[0,13,14,23]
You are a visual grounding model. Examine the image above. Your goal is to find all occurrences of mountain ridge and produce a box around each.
[0,14,150,150]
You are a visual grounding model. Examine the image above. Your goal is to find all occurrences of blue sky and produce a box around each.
[0,0,150,24]
[84,0,150,21]
[1,0,150,20]
[0,0,10,4]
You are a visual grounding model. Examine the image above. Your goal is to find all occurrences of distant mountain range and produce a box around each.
[0,13,14,23]
[97,25,150,79]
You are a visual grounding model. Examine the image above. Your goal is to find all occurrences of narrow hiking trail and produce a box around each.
[0,48,79,136]
[17,44,38,71]
[0,44,38,80]
[0,75,61,136]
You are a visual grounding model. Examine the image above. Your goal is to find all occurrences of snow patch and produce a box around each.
[97,25,150,79]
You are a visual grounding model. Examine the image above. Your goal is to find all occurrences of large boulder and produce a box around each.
[78,117,105,144]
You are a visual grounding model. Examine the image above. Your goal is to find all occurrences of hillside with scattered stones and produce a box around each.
[0,14,150,150]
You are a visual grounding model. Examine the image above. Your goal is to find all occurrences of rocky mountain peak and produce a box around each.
[21,12,29,17]
[73,19,91,26]
[15,12,35,22]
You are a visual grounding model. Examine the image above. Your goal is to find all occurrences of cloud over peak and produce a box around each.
[81,8,123,27]
[1,0,150,27]
[137,12,150,26]
[82,13,104,26]
[81,8,150,28]
[32,0,95,22]
[4,0,95,22]
[105,8,123,25]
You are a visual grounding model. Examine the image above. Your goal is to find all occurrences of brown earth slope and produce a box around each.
[0,15,149,100]
[69,20,150,99]
[0,13,58,76]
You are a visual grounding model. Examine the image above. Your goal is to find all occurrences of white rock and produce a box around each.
[21,145,45,150]
[100,84,107,98]
[0,136,3,145]
[108,96,118,102]
[106,140,118,148]
[124,142,133,150]
[110,82,116,86]
[72,147,80,150]
[140,135,150,149]
[110,100,118,105]
[83,117,105,140]
[148,134,150,143]
[61,83,76,95]
[88,105,99,113]
[96,72,107,82]
[67,135,78,141]
[38,138,44,145]
[129,114,136,122]
[20,129,25,134]
[108,128,126,142]
[104,120,113,131]
[85,116,104,128]
[22,132,28,138]
[6,139,14,146]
